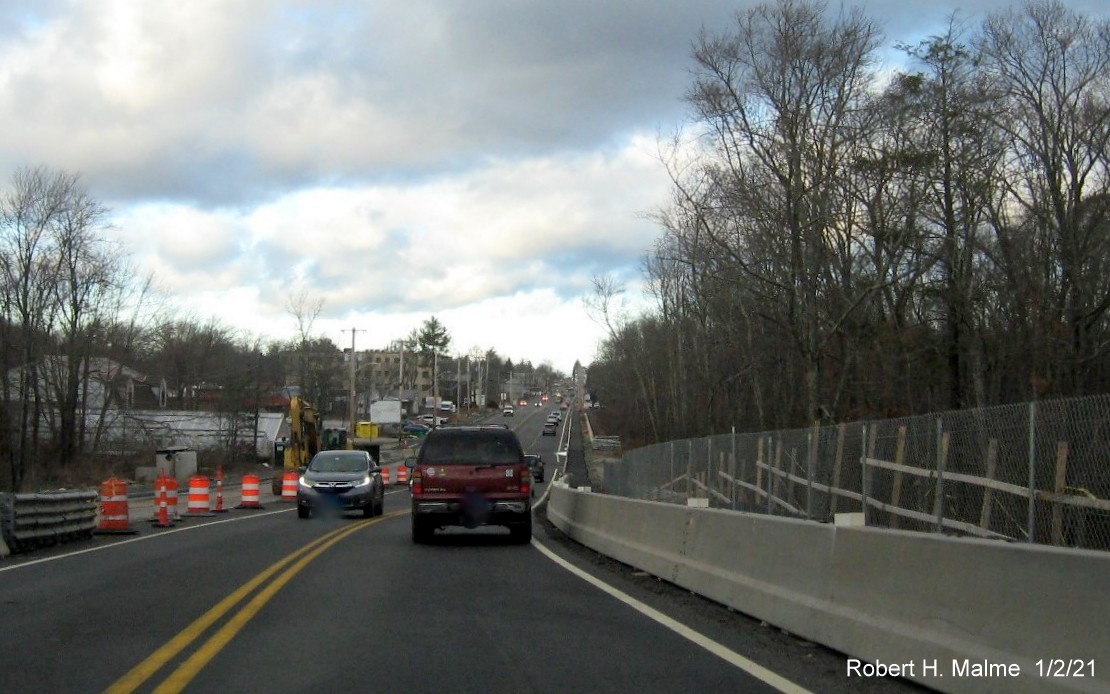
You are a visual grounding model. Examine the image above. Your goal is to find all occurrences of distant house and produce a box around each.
[5,355,167,411]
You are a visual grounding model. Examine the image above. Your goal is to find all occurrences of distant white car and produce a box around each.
[417,414,448,426]
[502,406,514,417]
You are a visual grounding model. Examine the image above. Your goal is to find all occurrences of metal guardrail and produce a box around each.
[0,490,98,555]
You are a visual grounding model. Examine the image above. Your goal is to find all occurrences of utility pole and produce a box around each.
[456,355,462,414]
[343,327,365,442]
[253,350,261,460]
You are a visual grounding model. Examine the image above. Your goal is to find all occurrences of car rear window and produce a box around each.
[420,430,522,465]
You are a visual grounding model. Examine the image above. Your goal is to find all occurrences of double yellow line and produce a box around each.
[105,511,404,694]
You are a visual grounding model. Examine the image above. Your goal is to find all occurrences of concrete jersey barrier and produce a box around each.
[547,486,1109,694]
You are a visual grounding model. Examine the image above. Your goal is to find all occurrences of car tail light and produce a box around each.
[411,468,422,495]
[520,468,531,496]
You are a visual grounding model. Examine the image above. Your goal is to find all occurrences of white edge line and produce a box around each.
[0,507,292,573]
[1,487,414,572]
[531,537,813,694]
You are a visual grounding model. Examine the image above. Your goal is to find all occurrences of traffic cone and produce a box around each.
[153,476,173,527]
[213,465,228,513]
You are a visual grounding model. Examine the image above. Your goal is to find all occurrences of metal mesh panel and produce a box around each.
[603,395,1110,550]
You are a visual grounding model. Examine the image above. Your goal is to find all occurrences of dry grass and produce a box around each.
[1,447,267,492]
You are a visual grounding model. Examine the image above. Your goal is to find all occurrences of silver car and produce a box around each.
[297,449,384,519]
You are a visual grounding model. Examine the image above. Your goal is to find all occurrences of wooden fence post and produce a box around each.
[1051,441,1070,546]
[707,437,714,500]
[932,422,950,532]
[768,437,782,515]
[889,426,908,529]
[756,437,764,506]
[686,440,693,501]
[829,423,845,516]
[978,439,999,531]
[806,424,818,520]
[861,424,877,525]
[786,445,797,512]
[730,430,738,510]
[1026,402,1037,543]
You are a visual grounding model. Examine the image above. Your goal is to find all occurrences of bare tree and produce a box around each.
[46,181,120,468]
[0,167,80,489]
[978,0,1110,395]
[285,288,324,400]
[876,18,1007,409]
[85,274,159,457]
[584,274,662,441]
[688,0,883,424]
[587,0,1110,445]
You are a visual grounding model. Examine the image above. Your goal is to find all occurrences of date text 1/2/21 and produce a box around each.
[1036,660,1095,678]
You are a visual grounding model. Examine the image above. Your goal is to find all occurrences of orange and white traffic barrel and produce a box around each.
[237,473,263,509]
[96,477,135,534]
[186,475,214,516]
[396,466,409,485]
[281,470,299,501]
[164,476,181,520]
[381,466,391,485]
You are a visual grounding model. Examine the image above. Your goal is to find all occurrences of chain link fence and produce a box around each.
[602,394,1110,551]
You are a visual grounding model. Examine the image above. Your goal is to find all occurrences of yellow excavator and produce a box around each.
[272,395,322,495]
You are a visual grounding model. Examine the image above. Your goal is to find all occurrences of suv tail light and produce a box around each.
[411,467,422,495]
[520,469,531,497]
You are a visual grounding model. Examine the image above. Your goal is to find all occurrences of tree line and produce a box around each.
[0,168,558,490]
[587,0,1110,449]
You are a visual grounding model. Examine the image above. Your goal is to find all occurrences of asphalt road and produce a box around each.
[0,406,924,693]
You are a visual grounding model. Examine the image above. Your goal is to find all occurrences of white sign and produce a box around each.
[370,400,402,424]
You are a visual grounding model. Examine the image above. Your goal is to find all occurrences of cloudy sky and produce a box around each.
[0,0,1104,374]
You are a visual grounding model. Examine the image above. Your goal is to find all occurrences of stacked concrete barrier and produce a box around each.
[548,486,1110,694]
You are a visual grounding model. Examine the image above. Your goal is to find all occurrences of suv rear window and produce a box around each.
[419,429,522,465]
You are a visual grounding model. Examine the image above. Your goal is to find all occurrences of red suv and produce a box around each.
[407,425,533,543]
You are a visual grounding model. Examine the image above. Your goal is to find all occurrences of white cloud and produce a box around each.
[106,132,669,372]
[8,0,1103,377]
